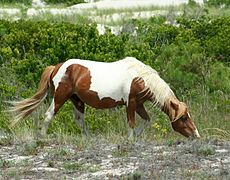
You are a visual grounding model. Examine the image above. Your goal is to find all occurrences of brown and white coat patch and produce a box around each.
[51,57,174,109]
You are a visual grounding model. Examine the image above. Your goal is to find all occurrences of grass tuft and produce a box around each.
[0,158,12,169]
[16,141,41,156]
[47,160,55,168]
[0,136,13,146]
[197,145,215,156]
[63,162,100,172]
[203,128,230,140]
[127,170,142,180]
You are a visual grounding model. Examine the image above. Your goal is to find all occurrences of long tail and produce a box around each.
[8,65,55,127]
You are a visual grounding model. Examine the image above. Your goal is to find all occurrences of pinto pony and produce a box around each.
[9,57,200,138]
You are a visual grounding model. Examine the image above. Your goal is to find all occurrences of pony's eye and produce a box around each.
[181,116,187,123]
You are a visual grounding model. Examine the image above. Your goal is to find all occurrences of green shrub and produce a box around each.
[178,16,230,63]
[156,41,203,93]
[0,0,31,5]
[207,62,230,93]
[205,0,230,7]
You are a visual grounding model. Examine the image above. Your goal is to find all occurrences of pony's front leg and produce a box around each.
[134,121,150,137]
[134,104,150,137]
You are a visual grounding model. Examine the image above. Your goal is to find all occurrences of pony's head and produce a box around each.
[169,100,200,138]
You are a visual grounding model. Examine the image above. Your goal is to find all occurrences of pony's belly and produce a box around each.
[76,90,125,109]
[86,97,125,109]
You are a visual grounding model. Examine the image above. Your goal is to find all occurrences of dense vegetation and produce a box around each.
[0,0,84,6]
[0,13,229,139]
[1,0,229,7]
[206,0,230,7]
[0,0,32,5]
[43,0,84,6]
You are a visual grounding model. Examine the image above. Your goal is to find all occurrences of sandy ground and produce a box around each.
[0,138,230,179]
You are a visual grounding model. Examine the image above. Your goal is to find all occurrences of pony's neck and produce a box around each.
[161,95,180,122]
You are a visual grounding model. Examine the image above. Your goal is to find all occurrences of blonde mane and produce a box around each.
[124,57,175,107]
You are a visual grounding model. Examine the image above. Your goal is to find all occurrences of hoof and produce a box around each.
[37,128,47,139]
[128,129,137,143]
[82,128,90,137]
[36,132,46,140]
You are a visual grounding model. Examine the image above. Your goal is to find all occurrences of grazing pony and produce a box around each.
[9,57,200,138]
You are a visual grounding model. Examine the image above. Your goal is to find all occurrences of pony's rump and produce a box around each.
[8,65,55,126]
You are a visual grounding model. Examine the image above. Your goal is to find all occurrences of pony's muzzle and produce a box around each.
[193,129,201,138]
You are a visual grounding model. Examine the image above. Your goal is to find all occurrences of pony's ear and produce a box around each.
[170,101,179,111]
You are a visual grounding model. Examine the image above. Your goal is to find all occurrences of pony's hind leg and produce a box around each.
[41,99,55,136]
[70,94,89,136]
[41,82,73,137]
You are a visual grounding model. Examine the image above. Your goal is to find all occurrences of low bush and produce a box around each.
[205,0,230,7]
[0,0,32,5]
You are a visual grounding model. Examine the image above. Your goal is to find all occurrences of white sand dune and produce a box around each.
[0,0,203,33]
[70,0,203,10]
